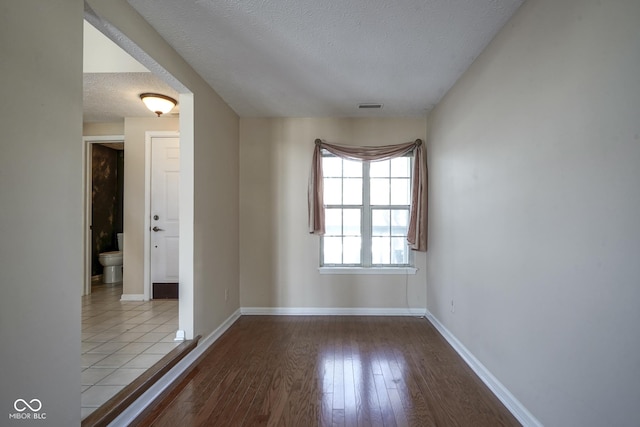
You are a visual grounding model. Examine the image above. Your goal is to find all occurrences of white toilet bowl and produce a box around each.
[98,233,123,283]
[99,251,123,283]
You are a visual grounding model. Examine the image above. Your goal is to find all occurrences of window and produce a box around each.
[321,152,412,267]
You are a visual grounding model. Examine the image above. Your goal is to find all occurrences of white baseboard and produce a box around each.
[425,310,542,427]
[241,306,427,316]
[120,294,145,301]
[107,308,242,427]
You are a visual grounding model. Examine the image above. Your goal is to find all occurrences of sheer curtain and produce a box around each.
[308,139,427,251]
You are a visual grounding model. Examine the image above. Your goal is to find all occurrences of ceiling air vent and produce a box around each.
[358,103,383,109]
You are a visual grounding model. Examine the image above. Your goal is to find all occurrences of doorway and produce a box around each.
[81,13,195,419]
[83,136,125,296]
[82,14,195,340]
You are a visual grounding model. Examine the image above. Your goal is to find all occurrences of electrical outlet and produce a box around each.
[225,288,228,301]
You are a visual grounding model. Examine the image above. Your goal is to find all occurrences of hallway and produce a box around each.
[81,283,178,419]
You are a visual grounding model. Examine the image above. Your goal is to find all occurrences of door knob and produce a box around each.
[152,226,164,232]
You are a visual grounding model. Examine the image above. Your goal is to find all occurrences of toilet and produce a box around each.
[98,233,123,284]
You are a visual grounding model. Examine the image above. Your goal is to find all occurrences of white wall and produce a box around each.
[427,0,640,425]
[83,20,148,73]
[0,1,83,425]
[240,118,427,311]
[86,0,240,337]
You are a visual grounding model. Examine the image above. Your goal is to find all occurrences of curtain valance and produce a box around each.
[308,139,427,251]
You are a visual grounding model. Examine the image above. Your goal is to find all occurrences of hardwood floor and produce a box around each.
[135,316,520,427]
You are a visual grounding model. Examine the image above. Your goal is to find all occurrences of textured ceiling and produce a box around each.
[127,0,524,117]
[83,72,179,122]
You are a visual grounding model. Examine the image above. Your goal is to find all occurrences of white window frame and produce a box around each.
[319,152,417,274]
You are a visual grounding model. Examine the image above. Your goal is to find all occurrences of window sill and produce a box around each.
[319,267,418,275]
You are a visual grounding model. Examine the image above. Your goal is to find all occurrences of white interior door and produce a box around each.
[151,136,180,283]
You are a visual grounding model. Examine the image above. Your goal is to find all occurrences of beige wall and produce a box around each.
[192,93,241,334]
[240,118,427,310]
[1,1,83,424]
[86,0,240,337]
[427,0,640,425]
[83,121,124,136]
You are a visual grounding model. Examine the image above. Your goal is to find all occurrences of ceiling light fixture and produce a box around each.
[140,93,177,117]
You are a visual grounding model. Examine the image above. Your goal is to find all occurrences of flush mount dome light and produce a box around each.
[140,93,177,117]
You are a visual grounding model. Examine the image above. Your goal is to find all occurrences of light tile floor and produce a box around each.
[81,282,178,419]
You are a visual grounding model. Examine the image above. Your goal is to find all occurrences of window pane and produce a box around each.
[372,209,390,237]
[343,209,361,236]
[343,178,362,205]
[325,208,342,235]
[370,159,390,177]
[343,159,362,177]
[323,157,342,177]
[391,209,409,236]
[370,178,390,205]
[391,237,408,264]
[372,237,390,264]
[324,178,342,204]
[390,178,410,205]
[323,237,342,264]
[391,157,410,177]
[321,153,413,268]
[343,237,361,264]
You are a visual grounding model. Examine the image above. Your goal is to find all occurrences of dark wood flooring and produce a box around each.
[135,316,520,427]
